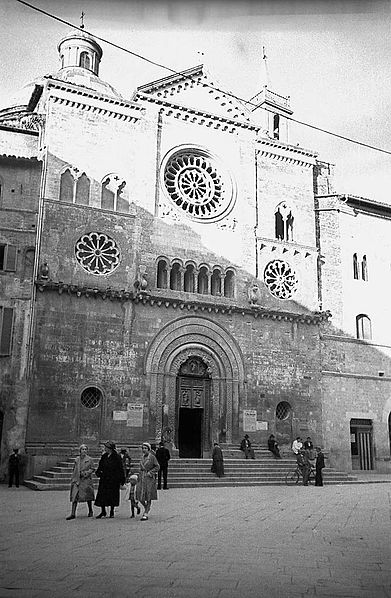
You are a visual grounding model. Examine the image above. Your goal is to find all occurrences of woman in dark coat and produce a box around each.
[95,441,125,518]
[315,446,325,486]
[211,442,224,477]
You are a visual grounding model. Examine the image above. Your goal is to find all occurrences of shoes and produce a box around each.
[141,515,148,521]
[96,512,106,519]
[130,514,135,518]
[88,512,93,517]
[163,487,169,490]
[66,515,75,520]
[109,513,114,518]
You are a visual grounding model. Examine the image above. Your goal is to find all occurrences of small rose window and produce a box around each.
[75,232,120,275]
[264,259,298,299]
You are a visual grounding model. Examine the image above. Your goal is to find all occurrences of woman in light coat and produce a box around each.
[66,444,95,520]
[136,442,160,520]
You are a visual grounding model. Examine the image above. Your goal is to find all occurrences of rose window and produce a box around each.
[75,232,120,275]
[162,149,235,222]
[264,260,298,299]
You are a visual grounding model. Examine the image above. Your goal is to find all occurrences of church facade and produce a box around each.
[0,28,390,479]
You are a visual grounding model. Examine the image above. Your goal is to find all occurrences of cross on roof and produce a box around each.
[80,11,85,30]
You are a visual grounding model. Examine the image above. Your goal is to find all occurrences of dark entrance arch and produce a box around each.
[176,357,211,458]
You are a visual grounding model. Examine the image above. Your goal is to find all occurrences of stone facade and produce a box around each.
[0,29,390,478]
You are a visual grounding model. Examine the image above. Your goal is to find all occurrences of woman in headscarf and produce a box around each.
[66,444,95,520]
[211,442,225,478]
[136,442,160,521]
[94,441,125,519]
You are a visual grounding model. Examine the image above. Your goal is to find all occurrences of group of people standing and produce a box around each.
[66,440,171,522]
[292,436,325,486]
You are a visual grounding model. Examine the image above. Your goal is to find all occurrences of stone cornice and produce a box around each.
[35,279,331,324]
[257,236,318,256]
[46,78,144,122]
[256,138,317,166]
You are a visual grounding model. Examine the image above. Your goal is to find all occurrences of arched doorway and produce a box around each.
[350,418,373,470]
[176,357,211,458]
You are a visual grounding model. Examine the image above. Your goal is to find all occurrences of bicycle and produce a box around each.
[285,464,316,485]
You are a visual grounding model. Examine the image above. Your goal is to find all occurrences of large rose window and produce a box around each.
[162,148,235,222]
[75,232,120,275]
[264,260,298,299]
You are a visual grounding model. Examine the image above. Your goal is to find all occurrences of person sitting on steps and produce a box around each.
[240,434,255,459]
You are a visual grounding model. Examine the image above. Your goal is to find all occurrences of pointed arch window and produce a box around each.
[362,255,368,281]
[353,253,359,279]
[273,114,280,140]
[356,314,372,340]
[157,259,168,289]
[197,267,209,295]
[101,174,128,212]
[184,265,195,293]
[75,173,90,206]
[79,52,91,70]
[275,202,294,241]
[170,263,181,291]
[224,270,235,298]
[59,169,74,203]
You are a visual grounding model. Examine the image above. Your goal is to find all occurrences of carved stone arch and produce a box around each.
[145,316,246,448]
[101,172,128,212]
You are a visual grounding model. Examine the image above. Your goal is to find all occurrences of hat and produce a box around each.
[142,442,151,451]
[129,474,138,482]
[104,441,116,450]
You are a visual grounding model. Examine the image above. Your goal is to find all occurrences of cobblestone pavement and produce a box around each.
[1,482,391,598]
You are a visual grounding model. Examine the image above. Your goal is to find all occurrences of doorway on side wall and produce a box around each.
[176,357,210,458]
[350,418,373,470]
[79,387,103,445]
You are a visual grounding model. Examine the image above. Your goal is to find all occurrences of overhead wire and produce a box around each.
[15,0,391,157]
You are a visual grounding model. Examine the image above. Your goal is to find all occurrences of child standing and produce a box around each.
[128,474,141,518]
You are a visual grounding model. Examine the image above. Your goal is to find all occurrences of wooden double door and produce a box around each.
[176,358,211,458]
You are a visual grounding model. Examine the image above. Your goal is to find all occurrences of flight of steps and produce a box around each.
[23,445,357,490]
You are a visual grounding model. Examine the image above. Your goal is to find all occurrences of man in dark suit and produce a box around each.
[156,441,171,490]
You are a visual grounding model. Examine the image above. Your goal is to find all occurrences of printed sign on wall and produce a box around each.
[127,403,144,427]
[243,409,257,432]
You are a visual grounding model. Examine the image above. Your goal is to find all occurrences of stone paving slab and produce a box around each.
[1,483,391,598]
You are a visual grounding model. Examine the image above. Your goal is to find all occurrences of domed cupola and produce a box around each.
[57,28,102,76]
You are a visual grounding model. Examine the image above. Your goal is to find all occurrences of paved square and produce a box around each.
[1,483,391,598]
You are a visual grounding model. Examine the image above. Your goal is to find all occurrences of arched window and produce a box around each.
[157,259,168,289]
[170,263,181,291]
[75,173,90,206]
[211,269,222,296]
[224,270,235,298]
[356,314,372,340]
[274,202,294,242]
[184,265,195,293]
[101,177,115,210]
[197,267,209,295]
[59,169,74,203]
[353,253,359,279]
[362,255,368,281]
[276,401,291,420]
[116,181,129,214]
[79,51,91,70]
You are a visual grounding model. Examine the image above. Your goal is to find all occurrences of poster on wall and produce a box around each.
[256,421,268,431]
[112,411,127,421]
[243,409,257,432]
[127,403,144,427]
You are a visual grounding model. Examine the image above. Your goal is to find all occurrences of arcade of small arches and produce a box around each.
[156,258,235,298]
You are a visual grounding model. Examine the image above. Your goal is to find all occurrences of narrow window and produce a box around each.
[362,255,368,281]
[79,52,90,70]
[170,263,181,291]
[157,260,168,289]
[101,178,115,210]
[224,270,235,298]
[273,114,280,139]
[75,173,90,206]
[275,203,293,241]
[0,245,17,272]
[353,253,359,279]
[116,181,129,214]
[211,269,222,296]
[59,169,74,203]
[0,307,14,355]
[197,267,209,295]
[184,265,195,293]
[356,314,372,340]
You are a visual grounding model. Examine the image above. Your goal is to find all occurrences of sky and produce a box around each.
[1,0,391,203]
